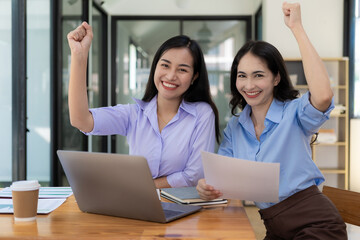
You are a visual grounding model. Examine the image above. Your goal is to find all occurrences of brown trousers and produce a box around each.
[259,185,347,240]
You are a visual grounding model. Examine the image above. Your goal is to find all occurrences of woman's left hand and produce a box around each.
[196,179,223,200]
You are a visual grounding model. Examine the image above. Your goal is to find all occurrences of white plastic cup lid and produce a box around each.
[10,180,41,191]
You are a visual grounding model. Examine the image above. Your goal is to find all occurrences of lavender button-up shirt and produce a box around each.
[85,95,216,187]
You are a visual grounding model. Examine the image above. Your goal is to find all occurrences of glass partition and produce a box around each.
[61,1,84,151]
[91,6,107,152]
[26,0,51,184]
[183,20,247,138]
[56,1,109,185]
[115,20,180,153]
[0,0,12,186]
[57,1,83,186]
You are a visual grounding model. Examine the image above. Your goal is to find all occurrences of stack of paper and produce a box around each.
[0,187,73,214]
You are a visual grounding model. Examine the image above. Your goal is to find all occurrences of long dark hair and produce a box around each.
[229,40,299,115]
[142,35,220,143]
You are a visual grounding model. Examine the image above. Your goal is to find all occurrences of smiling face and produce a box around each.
[236,52,280,112]
[154,47,198,103]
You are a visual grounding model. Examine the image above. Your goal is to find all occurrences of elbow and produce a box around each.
[313,92,333,112]
[322,90,334,106]
[69,110,94,132]
[69,118,78,128]
[69,117,82,130]
[69,117,91,133]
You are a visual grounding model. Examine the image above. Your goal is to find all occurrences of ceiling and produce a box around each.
[117,20,247,55]
[99,0,261,16]
[61,0,260,56]
[100,0,259,54]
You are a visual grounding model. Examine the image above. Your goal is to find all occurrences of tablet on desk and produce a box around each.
[57,150,201,223]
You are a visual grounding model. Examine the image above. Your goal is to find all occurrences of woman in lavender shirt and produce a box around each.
[67,24,220,189]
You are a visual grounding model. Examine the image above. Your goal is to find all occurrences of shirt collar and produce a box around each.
[179,100,197,117]
[133,95,197,117]
[266,98,284,124]
[133,96,157,118]
[238,104,252,125]
[238,98,284,125]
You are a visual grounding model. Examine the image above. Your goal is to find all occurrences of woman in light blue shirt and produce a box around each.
[197,2,346,239]
[67,23,220,188]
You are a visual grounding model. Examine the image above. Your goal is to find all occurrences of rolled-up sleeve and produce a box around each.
[83,104,133,136]
[297,92,334,135]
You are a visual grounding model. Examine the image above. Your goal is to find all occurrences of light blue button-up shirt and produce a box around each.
[218,92,334,209]
[85,95,216,187]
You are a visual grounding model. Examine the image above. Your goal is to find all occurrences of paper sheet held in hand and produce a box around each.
[202,151,280,202]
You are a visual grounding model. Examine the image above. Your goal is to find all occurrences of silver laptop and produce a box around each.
[57,150,201,223]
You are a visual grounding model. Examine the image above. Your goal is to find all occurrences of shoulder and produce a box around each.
[133,97,149,109]
[193,101,213,112]
[102,99,146,120]
[220,115,239,141]
[133,97,157,112]
[282,92,314,113]
[225,115,240,129]
[182,101,214,117]
[108,102,138,115]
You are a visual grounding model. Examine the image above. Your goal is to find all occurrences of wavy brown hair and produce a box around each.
[229,40,299,115]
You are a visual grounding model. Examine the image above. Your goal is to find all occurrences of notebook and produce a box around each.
[57,150,201,223]
[161,187,228,206]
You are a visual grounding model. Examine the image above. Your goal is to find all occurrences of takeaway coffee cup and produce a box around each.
[10,180,40,222]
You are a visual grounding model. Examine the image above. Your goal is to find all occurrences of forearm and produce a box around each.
[68,54,94,132]
[292,25,333,112]
[154,177,171,189]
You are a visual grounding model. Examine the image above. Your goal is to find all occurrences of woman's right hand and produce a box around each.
[196,179,223,200]
[67,22,93,58]
[282,2,302,32]
[67,21,94,133]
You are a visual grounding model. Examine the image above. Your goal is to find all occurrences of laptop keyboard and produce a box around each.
[163,209,184,218]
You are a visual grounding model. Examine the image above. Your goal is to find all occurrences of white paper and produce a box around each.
[0,198,66,214]
[202,151,280,202]
[0,187,73,199]
[156,189,161,200]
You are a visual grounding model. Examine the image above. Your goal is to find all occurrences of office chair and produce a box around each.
[322,185,360,226]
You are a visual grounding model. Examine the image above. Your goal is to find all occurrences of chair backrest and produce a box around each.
[322,185,360,226]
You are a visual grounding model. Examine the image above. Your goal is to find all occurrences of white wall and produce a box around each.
[262,0,344,58]
[350,119,360,192]
[104,0,343,58]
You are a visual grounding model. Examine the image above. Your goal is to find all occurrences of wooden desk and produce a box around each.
[0,195,256,239]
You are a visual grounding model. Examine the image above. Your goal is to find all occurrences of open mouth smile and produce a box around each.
[244,91,261,98]
[162,81,178,90]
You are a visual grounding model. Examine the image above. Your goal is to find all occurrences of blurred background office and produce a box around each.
[1,0,359,191]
